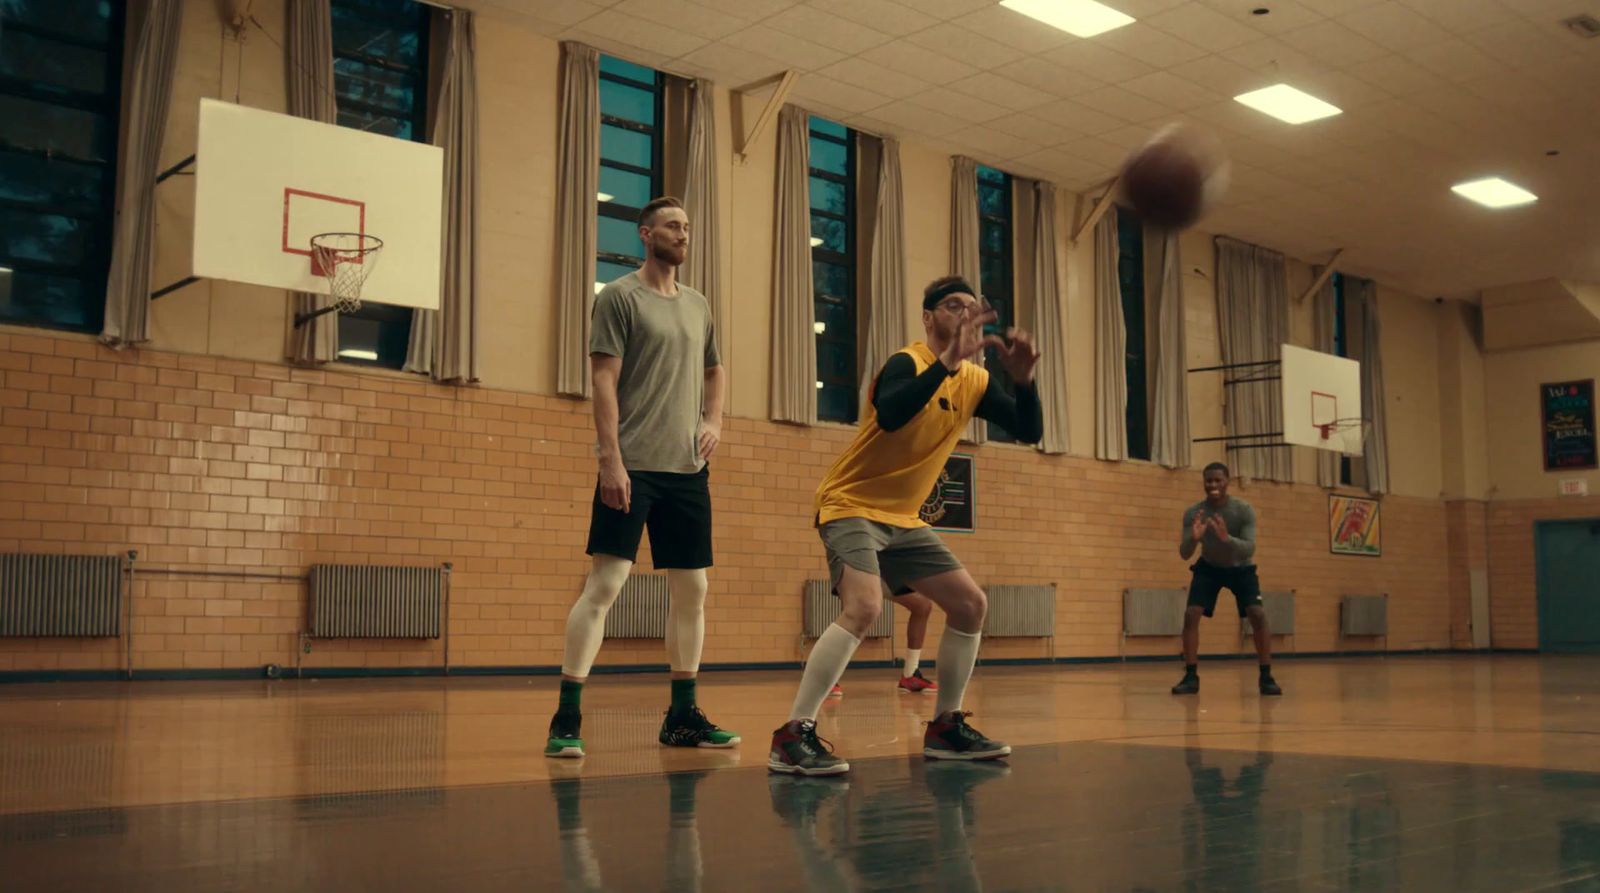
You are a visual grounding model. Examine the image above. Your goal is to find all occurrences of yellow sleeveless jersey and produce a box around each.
[815,342,990,528]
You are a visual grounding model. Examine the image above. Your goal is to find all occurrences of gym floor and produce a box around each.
[2,656,1597,891]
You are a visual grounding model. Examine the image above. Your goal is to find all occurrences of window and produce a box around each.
[1331,272,1362,487]
[330,0,430,368]
[975,165,1016,442]
[0,0,125,333]
[1117,209,1151,460]
[596,55,663,293]
[809,116,857,424]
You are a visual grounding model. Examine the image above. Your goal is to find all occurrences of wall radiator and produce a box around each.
[1123,588,1187,636]
[1341,594,1389,637]
[984,584,1055,637]
[603,573,670,639]
[1242,591,1296,635]
[0,553,123,637]
[307,565,443,638]
[803,579,893,638]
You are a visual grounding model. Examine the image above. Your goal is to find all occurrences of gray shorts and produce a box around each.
[818,518,964,596]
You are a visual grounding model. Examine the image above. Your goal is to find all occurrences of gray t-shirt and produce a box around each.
[1181,497,1257,568]
[590,271,720,474]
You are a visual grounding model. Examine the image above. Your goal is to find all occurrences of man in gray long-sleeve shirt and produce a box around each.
[1172,462,1283,696]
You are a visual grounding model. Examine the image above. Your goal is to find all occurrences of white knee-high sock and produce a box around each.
[560,556,633,678]
[933,628,981,716]
[904,648,921,677]
[788,623,862,722]
[665,569,707,673]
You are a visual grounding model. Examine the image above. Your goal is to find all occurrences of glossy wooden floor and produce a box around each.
[2,656,1598,891]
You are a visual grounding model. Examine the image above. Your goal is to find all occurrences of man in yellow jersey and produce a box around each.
[768,276,1044,776]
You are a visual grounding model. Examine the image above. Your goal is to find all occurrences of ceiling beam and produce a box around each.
[733,70,798,166]
[1296,249,1346,306]
[1071,176,1121,245]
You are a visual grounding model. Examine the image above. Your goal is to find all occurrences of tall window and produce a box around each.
[809,116,857,424]
[0,0,125,333]
[330,0,429,368]
[596,55,663,292]
[1117,209,1151,460]
[976,165,1016,442]
[1332,272,1357,486]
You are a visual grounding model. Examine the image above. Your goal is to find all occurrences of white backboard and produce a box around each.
[1280,344,1362,454]
[191,98,443,310]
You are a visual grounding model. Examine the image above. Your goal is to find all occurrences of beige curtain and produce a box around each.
[1215,237,1291,482]
[950,157,985,444]
[1310,270,1340,488]
[1031,183,1069,455]
[100,0,182,349]
[284,0,338,364]
[1146,225,1189,469]
[404,7,478,382]
[1352,276,1391,493]
[770,105,816,425]
[860,137,908,406]
[555,43,600,398]
[680,79,721,320]
[1094,209,1127,461]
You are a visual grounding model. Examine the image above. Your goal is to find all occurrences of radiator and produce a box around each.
[804,579,893,639]
[1123,588,1187,636]
[307,565,442,638]
[0,553,122,637]
[1242,591,1295,635]
[603,573,670,639]
[984,584,1055,637]
[1341,594,1388,636]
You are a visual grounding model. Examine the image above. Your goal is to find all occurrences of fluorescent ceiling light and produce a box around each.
[593,281,606,294]
[1451,177,1537,208]
[1233,84,1341,124]
[813,321,826,334]
[337,349,378,361]
[1000,0,1134,37]
[815,380,825,389]
[597,192,614,202]
[809,236,824,247]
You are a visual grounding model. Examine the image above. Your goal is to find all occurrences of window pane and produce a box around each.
[813,261,850,300]
[0,208,92,266]
[0,151,111,212]
[814,298,852,339]
[981,255,1010,301]
[5,0,115,44]
[0,269,99,332]
[330,3,424,68]
[600,79,656,127]
[0,29,111,94]
[818,339,854,381]
[599,165,652,210]
[600,123,653,169]
[809,116,848,140]
[598,214,643,260]
[337,303,413,370]
[979,183,1007,217]
[809,176,846,215]
[808,136,848,175]
[981,219,1006,256]
[810,215,847,254]
[977,164,1007,187]
[332,57,421,115]
[0,95,113,162]
[600,55,657,86]
[595,259,636,291]
[818,384,857,424]
[335,108,414,140]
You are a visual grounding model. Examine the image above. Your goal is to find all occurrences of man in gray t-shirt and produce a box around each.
[1172,462,1282,697]
[547,197,738,760]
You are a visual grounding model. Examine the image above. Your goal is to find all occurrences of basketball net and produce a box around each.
[310,233,383,315]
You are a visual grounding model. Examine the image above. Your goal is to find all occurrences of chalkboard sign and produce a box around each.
[919,452,975,532]
[1541,380,1597,471]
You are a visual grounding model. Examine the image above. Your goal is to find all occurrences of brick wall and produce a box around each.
[0,332,1486,675]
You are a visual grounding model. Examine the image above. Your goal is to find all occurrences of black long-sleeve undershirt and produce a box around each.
[870,353,1044,444]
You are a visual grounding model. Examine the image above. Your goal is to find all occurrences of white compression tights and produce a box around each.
[560,558,710,678]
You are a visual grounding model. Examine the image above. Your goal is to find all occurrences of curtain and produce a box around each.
[1353,276,1391,493]
[1215,237,1291,482]
[1310,270,1340,487]
[284,0,338,364]
[100,0,182,349]
[1031,183,1069,454]
[404,7,478,382]
[1146,225,1189,468]
[555,43,600,398]
[680,79,721,321]
[860,137,907,407]
[1094,208,1127,461]
[950,156,985,444]
[770,105,816,424]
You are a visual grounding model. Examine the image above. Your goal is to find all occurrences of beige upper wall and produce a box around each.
[1484,339,1600,501]
[129,6,1455,496]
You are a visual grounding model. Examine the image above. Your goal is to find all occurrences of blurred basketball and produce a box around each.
[1120,124,1228,230]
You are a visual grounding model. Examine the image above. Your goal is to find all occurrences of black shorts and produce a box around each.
[586,465,713,569]
[1187,562,1262,618]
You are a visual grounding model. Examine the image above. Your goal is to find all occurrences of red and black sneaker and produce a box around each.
[923,711,1010,761]
[768,719,849,776]
[897,669,937,693]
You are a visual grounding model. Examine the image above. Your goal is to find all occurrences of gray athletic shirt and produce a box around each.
[1180,497,1257,568]
[590,271,720,474]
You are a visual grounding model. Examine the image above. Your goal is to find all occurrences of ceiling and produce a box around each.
[467,0,1600,298]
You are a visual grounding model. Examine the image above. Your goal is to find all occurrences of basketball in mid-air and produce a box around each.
[1120,124,1229,230]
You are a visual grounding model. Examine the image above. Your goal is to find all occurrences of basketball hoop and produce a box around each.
[1317,417,1371,451]
[310,232,383,314]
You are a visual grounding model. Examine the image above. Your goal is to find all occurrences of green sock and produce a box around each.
[558,679,583,713]
[671,677,696,713]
